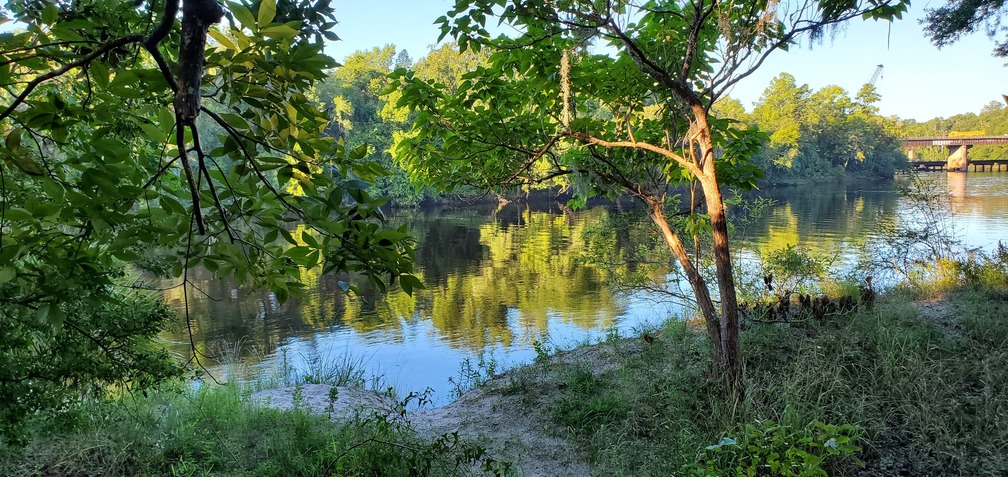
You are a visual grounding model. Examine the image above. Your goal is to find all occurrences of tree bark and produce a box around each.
[174,0,224,126]
[644,196,724,367]
[691,103,742,383]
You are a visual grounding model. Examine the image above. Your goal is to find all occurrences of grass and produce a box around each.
[531,252,1008,476]
[0,361,510,476]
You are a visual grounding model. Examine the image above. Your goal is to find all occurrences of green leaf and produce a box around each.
[0,267,15,285]
[35,302,64,328]
[349,144,369,160]
[278,227,298,246]
[9,154,44,176]
[301,229,319,248]
[157,108,176,134]
[140,123,166,143]
[229,2,257,31]
[260,24,298,40]
[159,194,186,216]
[41,2,58,25]
[208,28,236,50]
[399,274,424,295]
[258,0,277,27]
[5,127,22,151]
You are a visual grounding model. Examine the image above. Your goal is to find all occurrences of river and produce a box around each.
[159,172,1008,403]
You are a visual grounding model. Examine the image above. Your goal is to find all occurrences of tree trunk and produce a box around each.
[692,104,742,384]
[174,0,224,125]
[644,196,724,367]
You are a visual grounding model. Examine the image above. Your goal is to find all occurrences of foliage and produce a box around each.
[518,273,1008,475]
[308,42,488,206]
[960,241,1008,294]
[392,0,909,381]
[0,0,419,433]
[744,284,1008,475]
[858,174,961,283]
[0,280,180,444]
[448,352,499,398]
[745,73,908,183]
[923,0,1008,58]
[761,245,835,294]
[579,208,678,293]
[686,420,863,476]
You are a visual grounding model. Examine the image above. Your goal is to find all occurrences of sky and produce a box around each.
[327,0,1007,122]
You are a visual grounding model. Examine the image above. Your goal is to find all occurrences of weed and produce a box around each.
[532,339,552,364]
[448,352,499,398]
[685,420,863,476]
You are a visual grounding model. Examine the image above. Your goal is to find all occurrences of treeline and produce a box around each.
[302,44,488,205]
[714,73,908,184]
[310,48,1001,201]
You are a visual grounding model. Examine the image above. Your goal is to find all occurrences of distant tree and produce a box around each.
[752,73,813,169]
[710,98,748,122]
[411,43,490,93]
[923,0,1008,58]
[393,0,909,383]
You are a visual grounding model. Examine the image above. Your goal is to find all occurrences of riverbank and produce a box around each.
[395,169,898,208]
[3,254,1006,476]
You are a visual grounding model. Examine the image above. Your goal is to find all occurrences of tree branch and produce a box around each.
[568,132,702,178]
[176,122,206,235]
[0,35,144,122]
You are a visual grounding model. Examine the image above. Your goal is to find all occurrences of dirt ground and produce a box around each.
[251,341,642,476]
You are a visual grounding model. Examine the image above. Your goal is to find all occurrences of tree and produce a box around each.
[392,0,908,383]
[751,73,814,170]
[0,0,417,435]
[924,0,1008,58]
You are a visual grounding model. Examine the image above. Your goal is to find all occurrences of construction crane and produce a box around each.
[867,64,883,87]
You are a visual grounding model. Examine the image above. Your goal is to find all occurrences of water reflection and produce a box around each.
[161,204,626,383]
[743,179,898,260]
[159,175,1008,401]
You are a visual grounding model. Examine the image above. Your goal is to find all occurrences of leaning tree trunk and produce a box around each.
[691,104,742,384]
[644,196,725,368]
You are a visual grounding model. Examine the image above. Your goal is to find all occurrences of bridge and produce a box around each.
[903,136,1008,172]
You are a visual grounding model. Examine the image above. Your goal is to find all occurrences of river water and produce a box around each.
[159,172,1008,402]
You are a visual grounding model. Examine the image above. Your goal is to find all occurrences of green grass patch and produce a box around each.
[0,383,510,476]
[542,273,1008,476]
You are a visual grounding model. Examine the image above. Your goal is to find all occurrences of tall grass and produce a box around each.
[537,249,1008,476]
[0,355,510,476]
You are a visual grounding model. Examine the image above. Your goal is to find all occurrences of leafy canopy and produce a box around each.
[0,0,419,437]
[924,0,1008,58]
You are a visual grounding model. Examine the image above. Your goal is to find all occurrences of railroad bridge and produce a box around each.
[903,136,1008,172]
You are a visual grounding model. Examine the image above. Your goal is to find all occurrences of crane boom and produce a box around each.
[868,64,883,87]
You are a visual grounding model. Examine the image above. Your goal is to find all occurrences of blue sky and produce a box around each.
[327,1,1006,122]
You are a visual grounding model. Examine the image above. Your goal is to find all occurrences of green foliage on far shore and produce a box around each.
[715,74,908,185]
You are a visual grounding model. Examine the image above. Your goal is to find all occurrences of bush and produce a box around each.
[0,274,181,444]
[961,242,1008,293]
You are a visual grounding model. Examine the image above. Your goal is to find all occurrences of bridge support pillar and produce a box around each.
[946,145,971,172]
[906,148,916,161]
